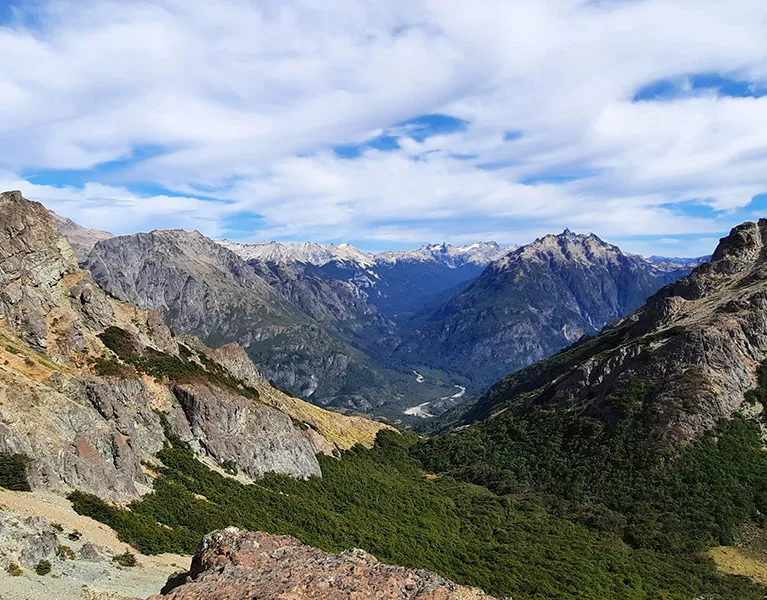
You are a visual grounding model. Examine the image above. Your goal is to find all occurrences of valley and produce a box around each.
[62,213,698,422]
[2,190,764,600]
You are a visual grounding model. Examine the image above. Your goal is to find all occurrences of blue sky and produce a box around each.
[2,1,767,257]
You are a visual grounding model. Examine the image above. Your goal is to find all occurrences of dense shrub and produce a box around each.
[98,326,138,358]
[113,551,138,567]
[0,452,31,491]
[71,430,767,600]
[56,545,76,560]
[415,380,767,553]
[34,560,51,576]
[97,327,259,401]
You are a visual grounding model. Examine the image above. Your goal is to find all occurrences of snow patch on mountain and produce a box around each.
[218,240,376,268]
[376,241,509,268]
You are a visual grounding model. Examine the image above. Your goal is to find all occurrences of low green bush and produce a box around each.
[0,453,31,491]
[35,560,51,576]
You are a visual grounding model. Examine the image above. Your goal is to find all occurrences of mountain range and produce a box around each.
[55,211,704,420]
[3,189,767,600]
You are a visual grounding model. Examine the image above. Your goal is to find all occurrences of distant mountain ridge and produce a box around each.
[218,239,509,269]
[394,229,698,392]
[46,206,704,420]
[376,241,510,267]
[218,240,377,268]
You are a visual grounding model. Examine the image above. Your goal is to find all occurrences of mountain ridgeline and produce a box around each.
[395,230,692,390]
[77,226,696,419]
[4,190,767,600]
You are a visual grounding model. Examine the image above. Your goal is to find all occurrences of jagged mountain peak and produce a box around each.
[494,229,623,271]
[218,239,376,268]
[375,240,508,267]
[469,216,767,446]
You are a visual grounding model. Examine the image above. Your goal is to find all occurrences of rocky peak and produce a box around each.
[709,219,767,271]
[153,528,500,600]
[645,220,767,308]
[375,241,507,268]
[503,230,620,270]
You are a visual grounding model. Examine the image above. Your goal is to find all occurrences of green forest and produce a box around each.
[71,426,767,600]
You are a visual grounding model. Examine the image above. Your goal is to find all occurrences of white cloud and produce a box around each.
[1,0,767,255]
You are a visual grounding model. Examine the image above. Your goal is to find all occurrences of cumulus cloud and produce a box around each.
[1,0,767,254]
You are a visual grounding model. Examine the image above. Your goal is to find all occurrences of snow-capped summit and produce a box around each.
[217,240,376,268]
[375,241,509,268]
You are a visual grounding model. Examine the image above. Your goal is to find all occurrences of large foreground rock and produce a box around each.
[151,528,502,600]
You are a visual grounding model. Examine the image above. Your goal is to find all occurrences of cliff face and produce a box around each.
[395,230,689,392]
[0,191,388,502]
[151,528,500,600]
[247,258,399,351]
[467,220,767,445]
[82,231,396,406]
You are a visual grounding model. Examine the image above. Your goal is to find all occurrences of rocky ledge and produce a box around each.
[152,528,502,600]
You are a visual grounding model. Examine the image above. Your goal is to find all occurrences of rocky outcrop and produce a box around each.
[0,190,80,351]
[0,191,389,502]
[151,528,500,600]
[467,220,767,445]
[396,230,693,391]
[172,383,321,479]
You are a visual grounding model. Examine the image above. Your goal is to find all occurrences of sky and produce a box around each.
[2,1,767,256]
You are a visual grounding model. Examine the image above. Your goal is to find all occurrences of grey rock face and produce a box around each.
[0,191,79,351]
[248,259,399,350]
[0,191,387,503]
[83,230,384,403]
[467,220,767,445]
[0,512,59,569]
[396,230,694,391]
[172,383,321,479]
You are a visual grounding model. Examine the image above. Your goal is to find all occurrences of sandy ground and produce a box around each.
[0,489,190,600]
[710,546,767,586]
